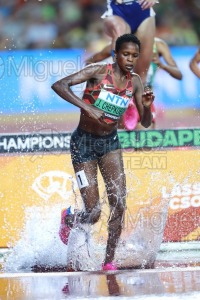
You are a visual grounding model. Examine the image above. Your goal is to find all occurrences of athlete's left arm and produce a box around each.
[133,75,154,128]
[189,48,200,79]
[154,39,183,80]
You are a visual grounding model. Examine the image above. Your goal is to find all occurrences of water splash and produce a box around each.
[4,205,68,272]
[3,195,169,272]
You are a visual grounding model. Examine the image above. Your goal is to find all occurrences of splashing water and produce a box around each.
[4,205,68,272]
[3,194,169,272]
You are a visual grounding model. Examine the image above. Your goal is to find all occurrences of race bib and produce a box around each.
[94,89,132,122]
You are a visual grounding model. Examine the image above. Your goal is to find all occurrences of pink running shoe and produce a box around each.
[59,207,72,245]
[102,262,118,271]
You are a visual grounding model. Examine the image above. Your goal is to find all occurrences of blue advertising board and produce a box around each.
[0,49,84,114]
[0,47,199,115]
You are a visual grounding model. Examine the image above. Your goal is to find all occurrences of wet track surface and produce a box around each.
[1,255,200,300]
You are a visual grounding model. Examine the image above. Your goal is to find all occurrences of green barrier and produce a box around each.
[0,128,200,154]
[118,128,200,149]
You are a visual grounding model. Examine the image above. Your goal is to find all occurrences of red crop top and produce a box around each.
[82,64,134,124]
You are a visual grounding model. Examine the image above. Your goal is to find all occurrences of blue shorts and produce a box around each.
[70,127,121,165]
[102,1,155,33]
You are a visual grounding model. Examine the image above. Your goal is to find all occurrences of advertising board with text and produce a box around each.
[0,134,199,247]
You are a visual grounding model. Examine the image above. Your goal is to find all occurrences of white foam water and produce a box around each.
[4,205,68,272]
[3,197,169,272]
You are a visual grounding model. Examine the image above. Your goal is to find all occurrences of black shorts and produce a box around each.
[70,127,121,164]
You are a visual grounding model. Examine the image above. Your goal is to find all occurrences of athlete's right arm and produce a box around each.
[51,64,106,120]
[51,64,103,107]
[85,44,112,65]
[155,38,183,80]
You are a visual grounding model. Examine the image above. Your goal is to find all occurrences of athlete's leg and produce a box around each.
[134,16,156,84]
[71,160,102,225]
[103,15,131,50]
[98,149,126,264]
